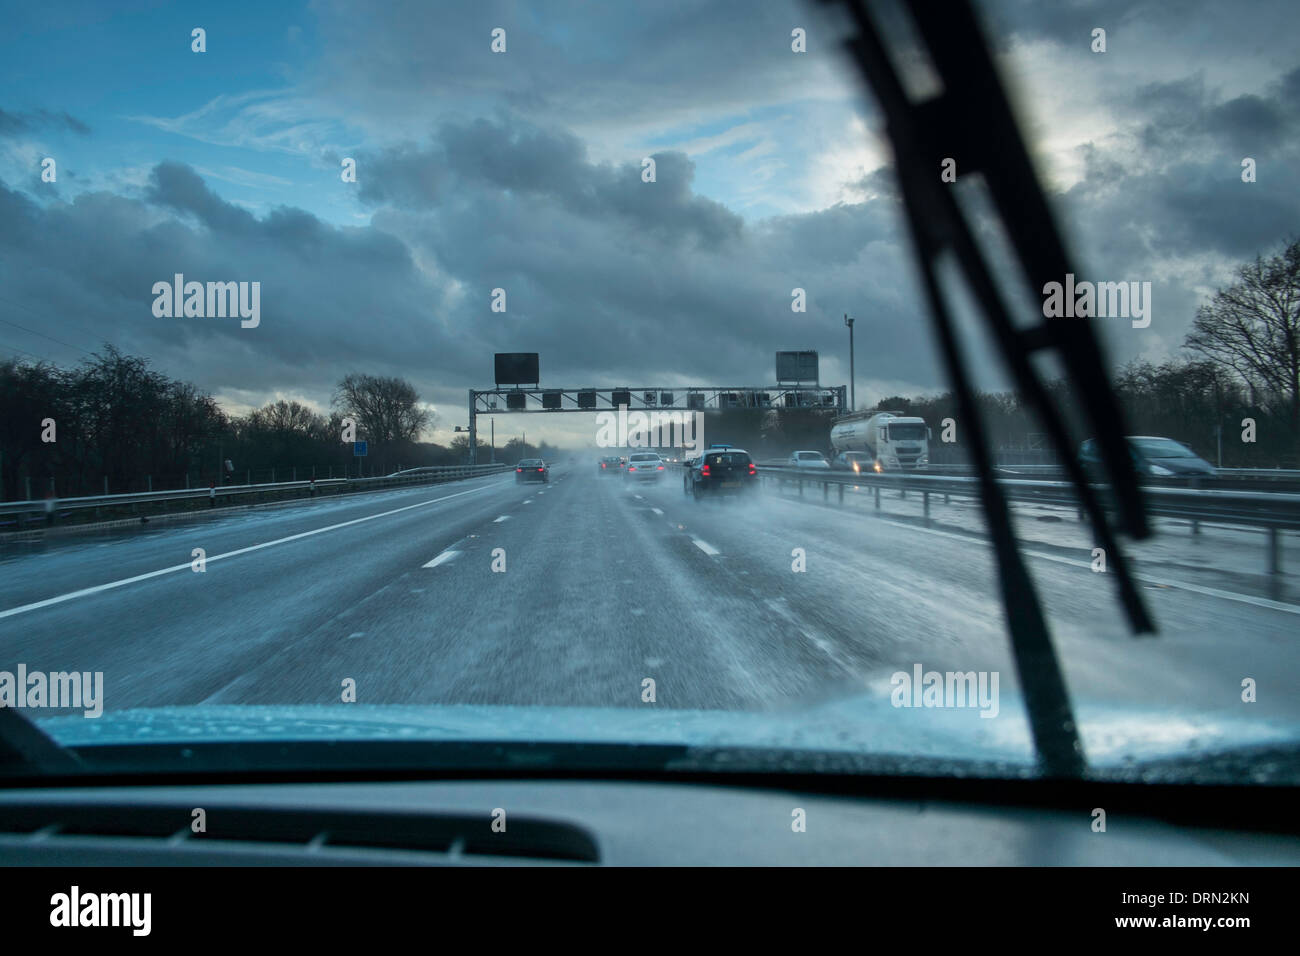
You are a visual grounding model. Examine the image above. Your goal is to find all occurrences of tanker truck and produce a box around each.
[829,411,930,472]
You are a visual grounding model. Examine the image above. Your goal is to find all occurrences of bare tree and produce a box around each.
[1185,239,1300,442]
[332,373,432,444]
[249,400,328,438]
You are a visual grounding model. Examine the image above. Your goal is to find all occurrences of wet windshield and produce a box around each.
[0,0,1297,785]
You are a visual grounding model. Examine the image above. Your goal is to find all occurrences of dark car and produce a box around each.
[1081,436,1216,481]
[516,459,549,483]
[686,447,758,500]
[597,455,623,475]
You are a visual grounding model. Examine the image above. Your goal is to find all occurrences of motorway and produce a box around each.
[1,462,1297,729]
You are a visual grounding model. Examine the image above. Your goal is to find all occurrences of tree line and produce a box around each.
[877,238,1300,468]
[0,351,550,501]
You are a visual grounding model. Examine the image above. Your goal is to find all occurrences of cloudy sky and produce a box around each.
[1,0,1297,447]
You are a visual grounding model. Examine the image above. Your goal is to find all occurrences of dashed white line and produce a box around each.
[651,507,664,515]
[494,515,511,522]
[692,537,720,556]
[423,549,462,568]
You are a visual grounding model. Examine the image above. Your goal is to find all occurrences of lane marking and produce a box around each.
[423,549,461,568]
[523,499,534,505]
[494,515,511,523]
[0,482,502,621]
[692,537,720,556]
[651,507,664,515]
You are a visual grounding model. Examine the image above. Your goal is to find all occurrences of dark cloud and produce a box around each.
[359,119,743,249]
[0,165,459,405]
[0,107,89,137]
[146,162,257,235]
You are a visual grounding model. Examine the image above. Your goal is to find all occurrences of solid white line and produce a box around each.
[423,550,461,568]
[494,515,510,522]
[692,537,720,556]
[0,483,500,620]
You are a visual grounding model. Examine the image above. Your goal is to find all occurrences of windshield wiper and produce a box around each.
[821,0,1155,779]
[0,707,83,775]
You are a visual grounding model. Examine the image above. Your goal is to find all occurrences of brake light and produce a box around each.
[629,466,637,471]
[701,464,710,476]
[516,468,522,473]
[537,467,544,472]
[748,463,756,475]
[656,465,664,470]
[601,463,606,469]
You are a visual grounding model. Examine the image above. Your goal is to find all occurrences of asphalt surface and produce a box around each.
[1,463,1297,722]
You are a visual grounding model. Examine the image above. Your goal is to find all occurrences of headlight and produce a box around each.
[1149,464,1174,476]
[852,462,860,473]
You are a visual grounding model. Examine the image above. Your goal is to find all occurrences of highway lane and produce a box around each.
[1,463,1297,729]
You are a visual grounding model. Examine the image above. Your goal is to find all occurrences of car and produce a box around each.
[1080,436,1217,481]
[832,451,874,474]
[516,459,549,483]
[597,455,623,475]
[788,450,831,470]
[624,452,666,480]
[686,447,759,500]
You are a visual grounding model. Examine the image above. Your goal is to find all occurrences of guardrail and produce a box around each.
[0,464,511,531]
[753,464,1300,574]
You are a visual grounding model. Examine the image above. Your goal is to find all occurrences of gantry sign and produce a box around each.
[466,383,847,463]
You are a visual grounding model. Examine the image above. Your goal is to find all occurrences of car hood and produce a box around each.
[33,691,1299,775]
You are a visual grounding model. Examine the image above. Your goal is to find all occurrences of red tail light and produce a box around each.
[537,467,544,472]
[516,468,522,473]
[701,464,711,476]
[656,465,664,470]
[748,463,756,475]
[601,463,606,469]
[628,466,636,471]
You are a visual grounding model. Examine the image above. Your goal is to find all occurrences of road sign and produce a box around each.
[776,350,819,384]
[353,441,368,457]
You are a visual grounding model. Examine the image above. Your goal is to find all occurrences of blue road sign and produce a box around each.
[353,441,368,457]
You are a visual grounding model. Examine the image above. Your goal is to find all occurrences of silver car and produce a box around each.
[624,452,666,480]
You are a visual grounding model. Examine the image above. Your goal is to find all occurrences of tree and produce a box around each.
[248,400,328,438]
[332,373,432,444]
[1185,239,1300,445]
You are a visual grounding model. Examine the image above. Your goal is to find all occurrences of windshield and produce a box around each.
[1128,439,1199,459]
[1,0,1297,789]
[887,424,927,441]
